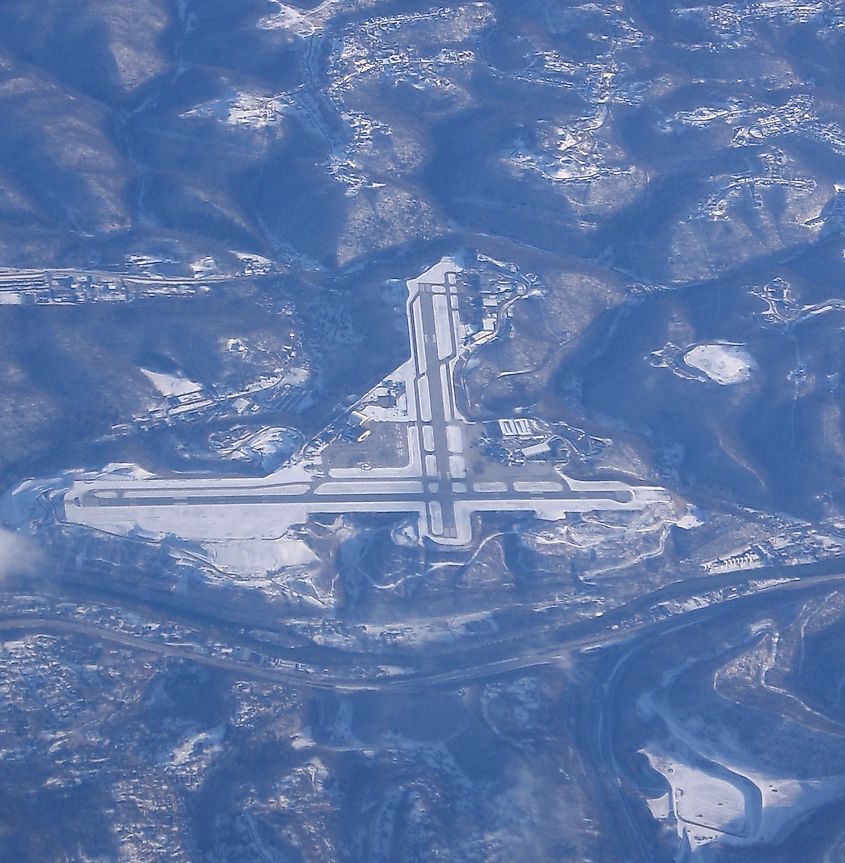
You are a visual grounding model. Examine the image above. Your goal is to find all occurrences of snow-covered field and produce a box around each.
[643,749,749,849]
[639,678,845,857]
[644,746,845,856]
[683,343,755,384]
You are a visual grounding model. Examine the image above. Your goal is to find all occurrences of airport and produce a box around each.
[61,259,669,549]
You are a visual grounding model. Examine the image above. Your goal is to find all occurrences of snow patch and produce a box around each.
[140,368,203,398]
[683,344,755,385]
[190,256,218,277]
[167,726,225,768]
[202,536,317,576]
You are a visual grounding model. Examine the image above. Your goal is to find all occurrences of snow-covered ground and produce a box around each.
[209,427,301,468]
[140,368,203,397]
[643,746,845,856]
[190,256,219,277]
[167,725,225,768]
[639,676,845,857]
[183,92,289,129]
[259,2,323,34]
[204,536,318,576]
[643,749,749,849]
[683,343,755,384]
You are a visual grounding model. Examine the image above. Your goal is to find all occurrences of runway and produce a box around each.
[61,258,669,549]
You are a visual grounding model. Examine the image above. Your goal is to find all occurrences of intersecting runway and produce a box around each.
[62,259,669,548]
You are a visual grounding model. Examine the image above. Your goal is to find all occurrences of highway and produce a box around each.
[5,563,844,696]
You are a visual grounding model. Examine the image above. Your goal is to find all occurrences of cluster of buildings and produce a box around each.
[752,277,845,330]
[699,1,843,36]
[332,6,484,93]
[113,368,309,435]
[703,527,845,574]
[0,270,204,305]
[479,417,606,467]
[458,270,530,337]
[674,93,845,161]
[322,6,489,186]
[696,154,816,221]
